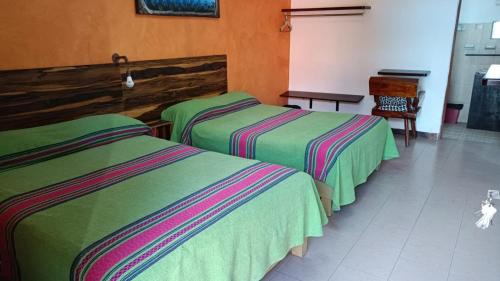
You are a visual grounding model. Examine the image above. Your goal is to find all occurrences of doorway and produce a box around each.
[443,0,500,143]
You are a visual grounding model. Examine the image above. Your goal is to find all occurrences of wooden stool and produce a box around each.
[369,77,423,147]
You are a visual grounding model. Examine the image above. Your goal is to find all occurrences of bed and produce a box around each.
[0,114,327,281]
[162,92,400,213]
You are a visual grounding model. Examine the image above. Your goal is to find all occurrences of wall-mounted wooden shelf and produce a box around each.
[281,6,372,13]
[280,6,372,32]
[378,69,431,77]
[465,54,500,57]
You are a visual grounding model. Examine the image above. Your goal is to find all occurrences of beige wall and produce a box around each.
[0,0,291,105]
[289,0,460,134]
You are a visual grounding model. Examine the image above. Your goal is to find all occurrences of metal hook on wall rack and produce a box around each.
[280,14,292,32]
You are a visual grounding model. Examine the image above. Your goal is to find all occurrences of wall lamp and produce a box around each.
[112,53,135,88]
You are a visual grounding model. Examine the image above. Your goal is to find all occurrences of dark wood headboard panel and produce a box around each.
[0,55,227,131]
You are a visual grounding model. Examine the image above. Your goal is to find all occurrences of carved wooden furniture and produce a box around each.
[0,55,227,131]
[369,76,423,147]
[280,90,364,111]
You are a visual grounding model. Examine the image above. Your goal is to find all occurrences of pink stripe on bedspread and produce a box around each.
[230,109,311,159]
[82,164,283,281]
[180,98,260,145]
[313,115,372,178]
[305,115,382,182]
[0,145,202,281]
[71,162,297,281]
[0,125,152,170]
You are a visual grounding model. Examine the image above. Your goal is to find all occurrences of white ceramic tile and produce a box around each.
[399,240,454,271]
[276,254,340,281]
[262,271,301,281]
[265,134,500,281]
[340,223,409,279]
[449,248,500,279]
[276,234,356,281]
[448,272,500,281]
[329,265,386,281]
[389,258,448,281]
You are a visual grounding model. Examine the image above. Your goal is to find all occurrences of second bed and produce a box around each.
[162,92,400,212]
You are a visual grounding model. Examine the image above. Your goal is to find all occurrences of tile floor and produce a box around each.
[442,123,500,144]
[263,135,500,281]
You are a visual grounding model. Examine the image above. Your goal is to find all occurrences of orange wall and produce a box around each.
[0,0,291,105]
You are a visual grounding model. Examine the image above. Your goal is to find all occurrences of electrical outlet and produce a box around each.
[485,44,497,50]
[488,190,500,200]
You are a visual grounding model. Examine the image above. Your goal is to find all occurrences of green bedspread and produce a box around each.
[163,92,400,210]
[0,116,326,281]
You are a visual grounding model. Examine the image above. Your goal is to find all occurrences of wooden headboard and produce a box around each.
[0,55,227,131]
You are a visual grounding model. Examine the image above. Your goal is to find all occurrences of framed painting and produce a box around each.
[136,0,220,18]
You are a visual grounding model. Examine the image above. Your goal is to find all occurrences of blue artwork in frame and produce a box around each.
[136,0,220,18]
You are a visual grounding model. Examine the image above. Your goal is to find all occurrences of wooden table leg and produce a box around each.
[321,197,333,217]
[404,118,410,147]
[291,238,308,258]
[315,180,333,217]
[411,119,417,138]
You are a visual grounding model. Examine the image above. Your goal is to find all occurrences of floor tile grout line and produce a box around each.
[442,123,500,144]
[386,141,457,281]
[325,180,400,281]
[445,199,468,281]
[325,140,436,281]
[385,184,437,280]
[276,140,408,281]
[266,136,499,281]
[335,264,385,281]
[275,183,396,281]
[273,271,302,281]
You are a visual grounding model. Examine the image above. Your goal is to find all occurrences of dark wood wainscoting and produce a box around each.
[0,55,227,131]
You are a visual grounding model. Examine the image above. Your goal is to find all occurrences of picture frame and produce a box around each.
[136,0,220,18]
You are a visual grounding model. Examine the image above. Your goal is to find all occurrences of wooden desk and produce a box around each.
[483,65,500,86]
[281,91,364,111]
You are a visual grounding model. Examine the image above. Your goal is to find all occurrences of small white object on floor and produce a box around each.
[476,201,497,230]
[488,189,500,200]
[475,190,499,230]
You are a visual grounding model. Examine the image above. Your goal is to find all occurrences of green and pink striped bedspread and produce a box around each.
[163,92,400,210]
[0,115,326,281]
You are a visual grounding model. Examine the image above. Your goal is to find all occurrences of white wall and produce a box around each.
[289,0,460,134]
[460,0,500,23]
